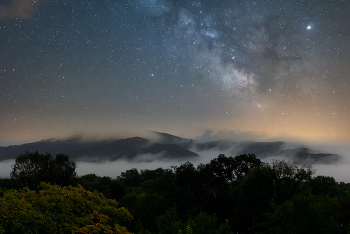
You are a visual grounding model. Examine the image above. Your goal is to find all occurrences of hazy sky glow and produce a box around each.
[1,0,350,145]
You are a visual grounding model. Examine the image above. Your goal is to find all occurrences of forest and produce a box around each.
[1,151,350,234]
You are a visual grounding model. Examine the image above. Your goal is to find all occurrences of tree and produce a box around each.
[117,168,141,188]
[186,212,234,234]
[309,176,340,197]
[119,187,164,233]
[77,173,116,198]
[140,168,168,181]
[263,192,340,234]
[233,166,275,233]
[50,153,77,186]
[156,206,183,234]
[0,178,23,191]
[268,159,315,203]
[208,154,261,189]
[174,162,203,219]
[0,182,133,234]
[10,151,77,189]
[231,159,315,233]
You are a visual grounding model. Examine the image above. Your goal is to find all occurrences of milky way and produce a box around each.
[0,0,349,145]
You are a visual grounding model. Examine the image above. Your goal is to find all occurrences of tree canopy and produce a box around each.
[3,152,350,234]
[10,151,77,189]
[0,182,133,234]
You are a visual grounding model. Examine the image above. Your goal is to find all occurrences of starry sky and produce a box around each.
[1,0,350,146]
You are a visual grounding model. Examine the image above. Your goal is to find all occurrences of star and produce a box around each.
[0,0,350,146]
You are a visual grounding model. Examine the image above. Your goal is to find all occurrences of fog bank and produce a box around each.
[1,146,350,182]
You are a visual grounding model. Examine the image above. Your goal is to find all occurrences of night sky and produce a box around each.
[1,0,350,146]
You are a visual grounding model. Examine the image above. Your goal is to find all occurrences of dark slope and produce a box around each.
[0,132,341,164]
[69,137,198,161]
[0,136,198,162]
[0,137,110,160]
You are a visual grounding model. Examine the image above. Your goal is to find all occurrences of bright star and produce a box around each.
[307,25,311,30]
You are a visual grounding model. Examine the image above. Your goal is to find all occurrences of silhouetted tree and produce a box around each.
[208,154,261,189]
[268,159,314,203]
[10,151,77,189]
[233,166,275,233]
[117,168,142,188]
[309,175,340,197]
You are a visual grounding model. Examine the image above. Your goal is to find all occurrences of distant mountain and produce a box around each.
[281,147,340,164]
[69,137,198,162]
[193,140,340,164]
[0,136,198,162]
[0,132,341,164]
[0,137,109,160]
[152,132,341,164]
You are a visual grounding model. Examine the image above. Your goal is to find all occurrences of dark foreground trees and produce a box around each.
[263,191,340,234]
[110,155,350,234]
[0,182,133,233]
[3,152,350,233]
[10,151,77,189]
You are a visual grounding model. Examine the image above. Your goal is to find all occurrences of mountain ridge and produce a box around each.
[0,132,341,164]
[0,136,198,162]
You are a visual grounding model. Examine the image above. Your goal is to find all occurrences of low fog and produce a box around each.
[76,146,350,183]
[1,146,350,183]
[77,145,350,183]
[1,130,350,182]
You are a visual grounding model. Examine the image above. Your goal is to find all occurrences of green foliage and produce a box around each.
[186,212,216,234]
[267,159,315,203]
[310,176,340,197]
[11,151,77,189]
[187,212,235,234]
[217,219,234,234]
[185,224,193,234]
[118,168,141,188]
[140,168,168,181]
[0,182,133,234]
[263,192,340,234]
[75,173,126,201]
[174,212,234,234]
[0,178,23,192]
[233,166,275,233]
[6,152,349,234]
[119,188,164,232]
[208,154,261,188]
[157,205,183,234]
[77,173,114,198]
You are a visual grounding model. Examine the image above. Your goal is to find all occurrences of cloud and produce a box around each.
[0,0,45,20]
[194,129,269,142]
[194,129,319,145]
[0,159,14,178]
[72,146,350,182]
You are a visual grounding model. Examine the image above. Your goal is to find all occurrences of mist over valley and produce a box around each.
[1,131,348,182]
